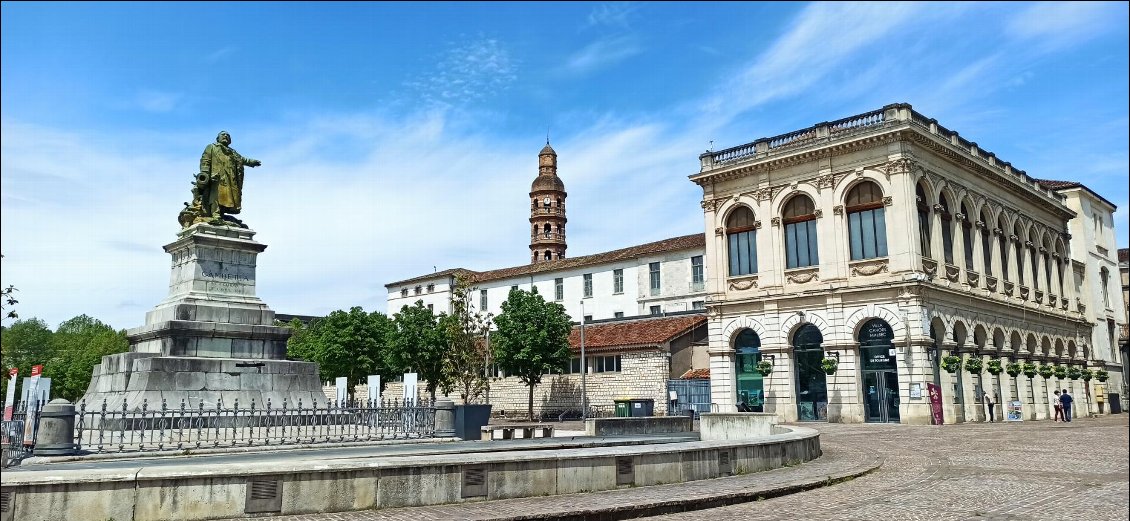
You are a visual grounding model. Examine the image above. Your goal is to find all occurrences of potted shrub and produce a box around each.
[1066,366,1082,380]
[820,357,838,375]
[1096,369,1109,382]
[1005,362,1022,377]
[965,357,984,374]
[1081,369,1094,382]
[941,355,962,374]
[1037,364,1055,379]
[986,358,1003,376]
[1053,365,1068,379]
[756,360,773,376]
[1022,362,1037,378]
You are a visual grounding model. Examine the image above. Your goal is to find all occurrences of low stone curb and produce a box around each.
[491,454,881,521]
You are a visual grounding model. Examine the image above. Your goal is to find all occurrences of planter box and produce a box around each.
[454,404,492,440]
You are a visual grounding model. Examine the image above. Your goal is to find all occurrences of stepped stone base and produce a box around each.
[81,224,326,411]
[82,355,326,411]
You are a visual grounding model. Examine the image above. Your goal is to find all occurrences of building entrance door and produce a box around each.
[858,319,899,423]
[863,370,900,422]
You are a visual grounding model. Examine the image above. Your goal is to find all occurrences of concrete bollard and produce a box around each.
[435,398,455,438]
[34,398,79,456]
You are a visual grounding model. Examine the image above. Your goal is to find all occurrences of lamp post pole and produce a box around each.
[580,300,587,419]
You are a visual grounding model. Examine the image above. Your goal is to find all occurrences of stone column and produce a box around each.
[939,342,963,423]
[34,399,79,456]
[708,344,737,413]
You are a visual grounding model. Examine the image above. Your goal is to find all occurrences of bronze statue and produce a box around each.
[179,131,262,228]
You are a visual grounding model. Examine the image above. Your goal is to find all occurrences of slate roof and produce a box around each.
[386,234,706,288]
[567,314,706,354]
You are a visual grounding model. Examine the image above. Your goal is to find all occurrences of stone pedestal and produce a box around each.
[82,224,326,411]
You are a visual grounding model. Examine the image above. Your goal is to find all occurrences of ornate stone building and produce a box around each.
[530,142,567,263]
[692,103,1116,424]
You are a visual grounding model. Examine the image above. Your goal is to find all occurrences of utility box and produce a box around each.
[614,400,630,417]
[1109,394,1123,414]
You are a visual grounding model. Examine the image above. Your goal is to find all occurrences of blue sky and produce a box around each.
[2,2,1128,330]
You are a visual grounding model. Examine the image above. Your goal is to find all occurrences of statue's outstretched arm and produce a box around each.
[244,157,262,167]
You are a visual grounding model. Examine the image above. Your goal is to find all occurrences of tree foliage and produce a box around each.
[1,315,128,403]
[491,288,572,421]
[285,307,396,391]
[1,253,17,323]
[441,276,493,404]
[388,301,449,399]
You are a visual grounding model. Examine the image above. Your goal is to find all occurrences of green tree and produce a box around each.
[491,288,572,421]
[1,318,54,401]
[441,276,493,403]
[286,307,395,394]
[1,253,17,323]
[388,301,449,400]
[48,315,128,402]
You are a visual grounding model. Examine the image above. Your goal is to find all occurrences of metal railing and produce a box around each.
[71,398,436,454]
[2,400,40,466]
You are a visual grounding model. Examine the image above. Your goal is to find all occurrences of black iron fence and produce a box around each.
[3,397,436,465]
[2,400,41,466]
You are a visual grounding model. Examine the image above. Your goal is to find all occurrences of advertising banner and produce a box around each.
[335,376,348,405]
[1005,400,1023,421]
[22,365,45,445]
[403,372,418,405]
[927,382,945,426]
[367,375,381,404]
[3,368,17,421]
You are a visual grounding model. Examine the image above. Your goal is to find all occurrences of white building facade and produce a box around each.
[692,103,1121,424]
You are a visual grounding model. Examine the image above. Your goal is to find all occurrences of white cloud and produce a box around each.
[1005,2,1125,49]
[586,2,638,29]
[564,35,642,74]
[135,89,183,113]
[403,37,518,107]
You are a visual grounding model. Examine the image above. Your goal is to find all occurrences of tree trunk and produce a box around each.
[528,383,535,422]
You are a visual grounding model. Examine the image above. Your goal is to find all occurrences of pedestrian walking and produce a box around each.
[984,391,996,423]
[1060,389,1073,422]
[1053,390,1063,421]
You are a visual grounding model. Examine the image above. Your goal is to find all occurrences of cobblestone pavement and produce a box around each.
[657,415,1129,521]
[237,415,1128,521]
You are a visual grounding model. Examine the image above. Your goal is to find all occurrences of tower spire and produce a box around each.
[529,141,567,264]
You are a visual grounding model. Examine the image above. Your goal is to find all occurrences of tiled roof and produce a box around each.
[1119,248,1128,263]
[678,368,710,380]
[387,233,705,288]
[567,314,706,353]
[1035,179,1081,190]
[1036,179,1118,210]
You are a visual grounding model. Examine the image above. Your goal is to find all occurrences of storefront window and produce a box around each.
[734,329,763,412]
[793,324,827,421]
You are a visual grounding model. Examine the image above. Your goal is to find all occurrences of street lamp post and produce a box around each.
[580,300,587,419]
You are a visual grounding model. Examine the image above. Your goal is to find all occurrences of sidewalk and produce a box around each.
[218,440,878,521]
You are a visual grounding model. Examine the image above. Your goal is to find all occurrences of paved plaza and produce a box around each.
[245,414,1129,521]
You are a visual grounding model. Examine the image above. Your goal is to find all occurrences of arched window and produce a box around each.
[846,181,887,260]
[734,330,764,412]
[960,203,974,270]
[980,211,993,276]
[726,206,758,276]
[543,223,552,238]
[998,216,1009,281]
[916,184,932,257]
[1100,267,1111,308]
[544,250,552,261]
[1056,245,1065,296]
[1014,224,1025,285]
[543,197,551,208]
[939,195,954,264]
[1043,247,1052,294]
[1029,242,1039,291]
[556,198,562,208]
[783,195,819,269]
[792,324,827,421]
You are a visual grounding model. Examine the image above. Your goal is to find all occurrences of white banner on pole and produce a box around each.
[367,375,381,404]
[403,372,418,405]
[3,368,18,421]
[335,376,348,405]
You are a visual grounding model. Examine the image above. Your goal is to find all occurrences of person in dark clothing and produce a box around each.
[983,391,996,422]
[1060,389,1073,422]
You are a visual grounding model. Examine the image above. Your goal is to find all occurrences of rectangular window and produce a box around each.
[649,262,661,296]
[427,284,434,293]
[401,288,408,297]
[566,357,582,374]
[650,305,661,316]
[849,208,888,260]
[692,255,704,287]
[613,269,624,294]
[583,273,593,298]
[480,289,488,311]
[511,285,518,293]
[785,220,819,268]
[692,300,705,310]
[728,230,758,276]
[614,311,624,319]
[426,303,433,312]
[594,355,622,373]
[555,278,564,301]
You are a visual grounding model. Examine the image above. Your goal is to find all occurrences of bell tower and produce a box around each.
[529,141,567,263]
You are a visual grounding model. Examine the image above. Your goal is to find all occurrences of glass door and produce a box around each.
[863,370,901,422]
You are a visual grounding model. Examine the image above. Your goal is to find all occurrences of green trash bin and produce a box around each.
[614,400,631,417]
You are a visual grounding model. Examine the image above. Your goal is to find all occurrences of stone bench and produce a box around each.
[480,424,555,440]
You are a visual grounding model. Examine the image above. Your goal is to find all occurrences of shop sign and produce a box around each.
[1005,400,1023,422]
[927,382,944,425]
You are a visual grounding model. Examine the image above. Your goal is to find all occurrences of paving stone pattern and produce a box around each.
[239,415,1128,521]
